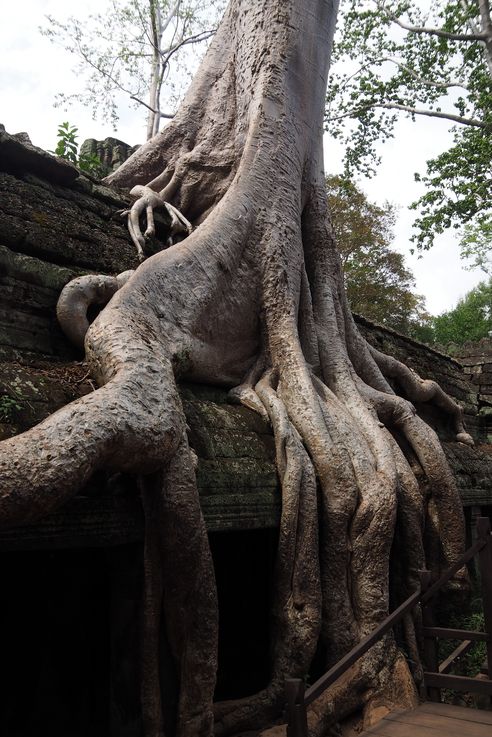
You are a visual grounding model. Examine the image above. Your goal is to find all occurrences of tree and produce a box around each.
[460,218,492,274]
[326,174,430,335]
[1,2,473,735]
[42,0,224,139]
[432,277,492,346]
[326,1,492,262]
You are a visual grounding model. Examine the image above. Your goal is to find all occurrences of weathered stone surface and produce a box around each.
[80,137,140,173]
[0,139,174,361]
[453,339,492,444]
[0,128,78,185]
[0,171,137,271]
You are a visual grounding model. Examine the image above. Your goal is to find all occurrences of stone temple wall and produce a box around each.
[453,338,492,444]
[0,129,491,550]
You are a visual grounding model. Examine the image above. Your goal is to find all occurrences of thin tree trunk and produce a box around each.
[147,0,163,140]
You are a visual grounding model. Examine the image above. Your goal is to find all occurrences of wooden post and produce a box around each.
[477,517,492,680]
[419,569,441,702]
[285,678,308,737]
[471,506,482,578]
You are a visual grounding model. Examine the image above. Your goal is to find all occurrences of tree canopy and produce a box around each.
[326,0,492,265]
[327,174,429,335]
[432,276,492,346]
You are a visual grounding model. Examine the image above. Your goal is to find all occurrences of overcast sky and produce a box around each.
[1,0,485,315]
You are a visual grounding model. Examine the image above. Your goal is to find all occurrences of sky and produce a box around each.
[0,0,486,316]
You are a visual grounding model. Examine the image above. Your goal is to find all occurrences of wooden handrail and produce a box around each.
[304,588,421,706]
[438,640,473,674]
[423,627,489,641]
[285,516,492,735]
[421,537,487,604]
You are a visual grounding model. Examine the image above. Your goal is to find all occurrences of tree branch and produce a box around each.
[381,57,468,90]
[328,102,487,128]
[478,0,492,77]
[372,102,486,127]
[389,14,487,41]
[160,28,216,68]
[130,96,174,119]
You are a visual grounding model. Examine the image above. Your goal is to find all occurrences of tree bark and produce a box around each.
[0,1,472,735]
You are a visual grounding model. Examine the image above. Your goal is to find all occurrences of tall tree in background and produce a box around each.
[1,1,473,734]
[432,277,492,346]
[42,0,224,139]
[326,0,492,269]
[327,175,429,336]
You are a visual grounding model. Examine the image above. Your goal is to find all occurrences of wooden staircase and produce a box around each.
[285,517,492,736]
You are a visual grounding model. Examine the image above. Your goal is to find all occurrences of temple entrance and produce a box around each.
[0,528,277,734]
[0,548,111,737]
[210,527,278,701]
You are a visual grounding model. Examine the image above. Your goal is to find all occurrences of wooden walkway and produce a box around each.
[363,702,492,737]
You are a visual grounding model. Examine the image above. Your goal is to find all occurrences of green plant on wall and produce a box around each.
[52,122,109,178]
[53,121,79,163]
[0,394,24,423]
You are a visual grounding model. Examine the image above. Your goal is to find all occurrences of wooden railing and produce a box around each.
[285,516,492,737]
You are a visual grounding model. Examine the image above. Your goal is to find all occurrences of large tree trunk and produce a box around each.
[0,1,472,735]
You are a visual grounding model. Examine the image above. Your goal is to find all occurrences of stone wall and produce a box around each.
[1,131,491,549]
[79,136,140,174]
[454,338,492,444]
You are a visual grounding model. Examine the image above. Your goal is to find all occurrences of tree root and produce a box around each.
[368,345,474,446]
[125,185,193,260]
[57,270,134,348]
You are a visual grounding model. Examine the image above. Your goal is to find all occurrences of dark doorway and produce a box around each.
[210,527,277,701]
[0,548,110,737]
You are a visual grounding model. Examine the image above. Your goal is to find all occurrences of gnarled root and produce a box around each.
[57,270,134,348]
[368,346,474,446]
[215,368,321,735]
[307,645,418,737]
[126,185,192,260]
[140,435,218,737]
[0,304,184,525]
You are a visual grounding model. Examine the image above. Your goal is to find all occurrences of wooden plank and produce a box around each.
[384,708,492,737]
[362,717,490,737]
[424,672,492,695]
[424,627,489,641]
[420,538,486,604]
[420,571,440,702]
[285,678,308,737]
[419,702,492,725]
[439,640,474,673]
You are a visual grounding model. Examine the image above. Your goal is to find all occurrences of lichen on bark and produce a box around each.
[0,1,473,736]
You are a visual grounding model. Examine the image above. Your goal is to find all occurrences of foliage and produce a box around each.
[51,122,109,178]
[41,0,225,138]
[326,1,492,262]
[460,216,492,275]
[0,394,24,423]
[52,121,79,164]
[431,277,492,346]
[327,174,430,336]
[439,590,486,682]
